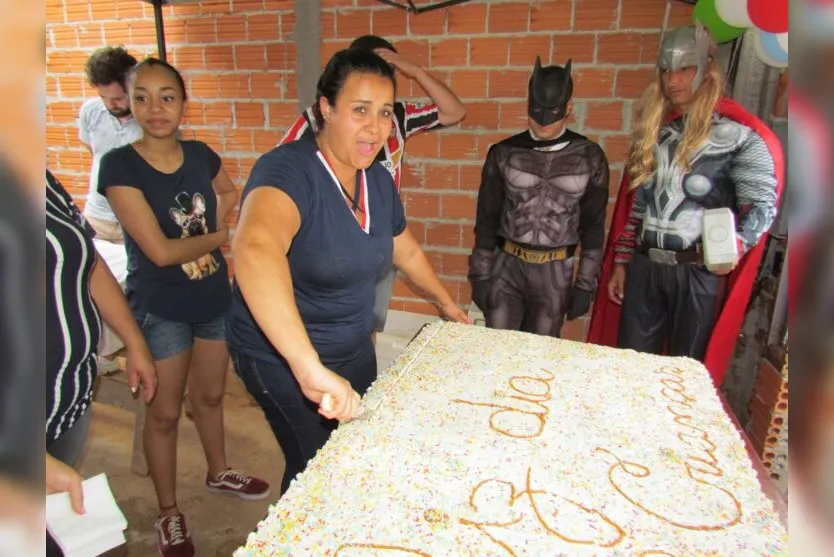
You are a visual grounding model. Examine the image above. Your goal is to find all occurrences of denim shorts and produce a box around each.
[133,308,226,360]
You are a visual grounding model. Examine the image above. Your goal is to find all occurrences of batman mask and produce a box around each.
[527,56,573,127]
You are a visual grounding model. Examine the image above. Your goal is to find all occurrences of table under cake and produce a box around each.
[236,322,787,556]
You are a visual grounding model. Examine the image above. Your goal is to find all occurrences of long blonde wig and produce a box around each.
[627,58,726,189]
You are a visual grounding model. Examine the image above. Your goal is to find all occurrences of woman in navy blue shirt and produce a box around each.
[227,48,470,494]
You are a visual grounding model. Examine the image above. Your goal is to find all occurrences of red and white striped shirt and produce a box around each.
[278,101,441,191]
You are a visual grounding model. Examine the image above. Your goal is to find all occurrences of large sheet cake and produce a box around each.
[236,322,787,556]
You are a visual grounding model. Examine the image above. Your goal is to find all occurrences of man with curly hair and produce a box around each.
[77,46,142,375]
[78,46,141,244]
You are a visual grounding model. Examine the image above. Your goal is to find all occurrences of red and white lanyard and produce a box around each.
[316,151,370,234]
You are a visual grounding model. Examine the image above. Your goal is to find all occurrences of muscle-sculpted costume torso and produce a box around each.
[469,57,609,337]
[617,115,777,259]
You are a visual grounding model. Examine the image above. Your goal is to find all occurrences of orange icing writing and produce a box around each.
[459,468,625,555]
[592,366,743,531]
[334,544,431,556]
[656,367,738,485]
[453,370,555,439]
[523,467,625,548]
[459,517,524,557]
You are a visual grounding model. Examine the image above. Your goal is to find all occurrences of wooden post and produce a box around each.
[294,0,321,112]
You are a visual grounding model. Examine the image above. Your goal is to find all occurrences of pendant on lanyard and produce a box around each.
[338,173,363,213]
[318,150,365,214]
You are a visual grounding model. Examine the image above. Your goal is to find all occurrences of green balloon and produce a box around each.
[694,0,746,43]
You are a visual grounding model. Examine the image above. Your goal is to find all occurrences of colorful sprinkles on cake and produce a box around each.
[234,323,788,556]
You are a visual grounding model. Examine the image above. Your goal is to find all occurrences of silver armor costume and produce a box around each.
[614,115,778,263]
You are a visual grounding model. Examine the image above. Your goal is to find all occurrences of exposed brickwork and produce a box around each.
[746,355,788,497]
[46,0,691,341]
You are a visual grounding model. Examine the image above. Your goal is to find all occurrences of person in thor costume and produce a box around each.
[468,56,610,337]
[587,24,785,385]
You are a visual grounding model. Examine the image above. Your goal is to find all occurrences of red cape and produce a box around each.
[587,98,785,386]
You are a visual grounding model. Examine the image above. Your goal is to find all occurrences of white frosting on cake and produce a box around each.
[236,322,787,556]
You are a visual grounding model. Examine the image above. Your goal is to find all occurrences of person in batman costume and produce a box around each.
[587,24,784,386]
[468,57,610,337]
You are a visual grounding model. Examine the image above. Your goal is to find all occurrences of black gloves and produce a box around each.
[471,281,491,312]
[565,286,593,321]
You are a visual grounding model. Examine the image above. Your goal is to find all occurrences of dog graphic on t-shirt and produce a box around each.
[169,192,219,280]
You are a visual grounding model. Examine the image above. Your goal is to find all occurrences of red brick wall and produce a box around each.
[46,0,693,341]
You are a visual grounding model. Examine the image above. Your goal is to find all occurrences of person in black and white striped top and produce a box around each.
[46,170,157,467]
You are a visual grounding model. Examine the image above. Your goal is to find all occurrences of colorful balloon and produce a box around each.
[694,0,746,43]
[752,29,788,68]
[776,32,788,53]
[715,0,752,28]
[747,0,789,34]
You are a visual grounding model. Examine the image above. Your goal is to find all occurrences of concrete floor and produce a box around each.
[79,311,438,556]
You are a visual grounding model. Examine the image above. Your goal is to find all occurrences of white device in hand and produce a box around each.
[701,208,738,274]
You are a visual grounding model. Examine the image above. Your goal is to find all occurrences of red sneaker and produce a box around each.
[155,513,194,557]
[206,468,270,500]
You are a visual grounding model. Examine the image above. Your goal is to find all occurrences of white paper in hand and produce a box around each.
[46,473,128,557]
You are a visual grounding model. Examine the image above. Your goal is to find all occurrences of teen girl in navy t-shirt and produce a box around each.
[98,58,268,557]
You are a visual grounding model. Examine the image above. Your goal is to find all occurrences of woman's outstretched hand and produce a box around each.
[441,301,473,324]
[295,360,360,422]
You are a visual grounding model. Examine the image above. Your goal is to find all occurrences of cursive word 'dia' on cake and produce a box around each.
[236,322,787,556]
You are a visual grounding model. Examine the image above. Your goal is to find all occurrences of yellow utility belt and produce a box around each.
[500,239,576,264]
